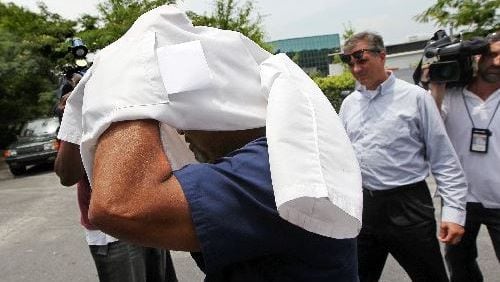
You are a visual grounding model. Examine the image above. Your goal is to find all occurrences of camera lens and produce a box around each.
[75,48,86,57]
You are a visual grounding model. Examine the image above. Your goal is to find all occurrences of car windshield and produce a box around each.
[19,118,59,137]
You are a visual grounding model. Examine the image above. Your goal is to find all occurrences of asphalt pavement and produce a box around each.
[0,161,497,281]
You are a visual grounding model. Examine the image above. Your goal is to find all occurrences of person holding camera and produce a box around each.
[339,31,468,281]
[428,31,500,282]
[54,71,82,122]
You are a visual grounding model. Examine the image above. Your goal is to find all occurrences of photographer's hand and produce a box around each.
[56,93,71,114]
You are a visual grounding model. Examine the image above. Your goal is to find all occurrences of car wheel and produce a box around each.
[9,165,26,176]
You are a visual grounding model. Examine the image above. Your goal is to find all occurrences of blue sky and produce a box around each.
[9,0,444,44]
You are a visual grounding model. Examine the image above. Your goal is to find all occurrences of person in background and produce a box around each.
[339,31,468,281]
[55,85,177,282]
[54,72,82,122]
[429,30,500,282]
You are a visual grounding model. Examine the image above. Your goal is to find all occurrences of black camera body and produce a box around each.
[414,30,489,87]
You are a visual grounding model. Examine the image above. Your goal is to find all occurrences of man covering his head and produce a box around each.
[59,5,363,281]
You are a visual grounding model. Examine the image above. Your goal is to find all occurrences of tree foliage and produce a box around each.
[0,2,77,148]
[314,72,355,111]
[415,0,500,36]
[341,22,356,43]
[187,0,271,50]
[0,0,273,148]
[77,0,176,51]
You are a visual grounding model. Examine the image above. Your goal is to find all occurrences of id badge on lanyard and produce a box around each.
[462,90,499,154]
[470,128,491,153]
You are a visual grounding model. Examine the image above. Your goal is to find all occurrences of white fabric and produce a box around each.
[85,229,119,246]
[56,80,122,247]
[442,87,500,208]
[61,5,362,238]
[340,73,468,225]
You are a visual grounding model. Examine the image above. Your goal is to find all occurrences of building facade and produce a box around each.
[385,40,428,83]
[269,34,341,76]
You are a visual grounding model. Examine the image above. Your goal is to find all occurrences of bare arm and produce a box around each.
[88,120,199,251]
[54,141,85,186]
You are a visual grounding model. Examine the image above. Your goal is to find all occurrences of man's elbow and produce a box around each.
[88,199,121,232]
[58,175,80,187]
[54,163,83,186]
[88,194,137,237]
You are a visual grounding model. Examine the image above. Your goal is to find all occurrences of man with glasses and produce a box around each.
[428,31,500,282]
[339,31,468,281]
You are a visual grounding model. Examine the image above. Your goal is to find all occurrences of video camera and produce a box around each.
[56,38,89,99]
[413,30,490,87]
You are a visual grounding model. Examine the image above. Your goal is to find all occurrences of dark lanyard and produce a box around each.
[462,89,500,129]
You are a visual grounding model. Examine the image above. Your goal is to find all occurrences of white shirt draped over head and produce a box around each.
[60,5,362,239]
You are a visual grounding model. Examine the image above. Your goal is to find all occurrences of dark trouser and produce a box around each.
[89,241,178,282]
[358,181,448,282]
[445,202,500,282]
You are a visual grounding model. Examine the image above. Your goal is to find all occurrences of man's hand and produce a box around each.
[56,93,71,114]
[439,221,464,245]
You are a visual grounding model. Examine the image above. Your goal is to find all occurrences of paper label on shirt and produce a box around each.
[156,40,213,94]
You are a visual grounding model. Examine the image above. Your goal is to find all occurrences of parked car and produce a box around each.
[3,117,60,176]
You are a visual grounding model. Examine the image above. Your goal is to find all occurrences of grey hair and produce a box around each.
[343,31,386,53]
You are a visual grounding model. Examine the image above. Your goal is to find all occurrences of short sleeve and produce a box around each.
[57,68,92,144]
[172,139,291,272]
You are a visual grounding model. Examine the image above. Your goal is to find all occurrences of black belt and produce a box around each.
[363,180,427,197]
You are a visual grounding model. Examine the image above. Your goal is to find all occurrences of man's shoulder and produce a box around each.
[340,90,361,108]
[393,78,427,95]
[216,136,269,171]
[175,137,269,182]
[442,87,464,105]
[444,87,463,97]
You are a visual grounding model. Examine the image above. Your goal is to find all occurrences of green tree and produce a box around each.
[187,0,271,50]
[331,22,356,65]
[341,22,356,43]
[0,2,77,148]
[77,0,176,51]
[415,0,500,36]
[314,72,355,111]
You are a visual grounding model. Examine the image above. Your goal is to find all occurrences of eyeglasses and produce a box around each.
[339,48,380,65]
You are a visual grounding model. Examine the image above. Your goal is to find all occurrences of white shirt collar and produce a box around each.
[355,71,396,99]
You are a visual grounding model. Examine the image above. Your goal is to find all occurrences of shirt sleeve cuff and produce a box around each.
[441,206,466,226]
[57,129,81,145]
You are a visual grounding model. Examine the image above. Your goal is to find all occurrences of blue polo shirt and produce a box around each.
[173,137,358,282]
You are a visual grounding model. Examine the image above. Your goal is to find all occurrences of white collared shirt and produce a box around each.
[339,73,468,225]
[442,87,500,208]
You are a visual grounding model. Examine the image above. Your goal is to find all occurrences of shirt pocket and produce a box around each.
[370,118,411,149]
[155,39,214,96]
